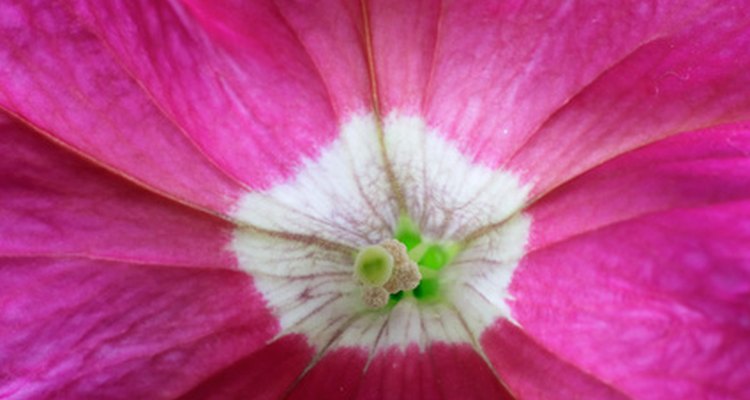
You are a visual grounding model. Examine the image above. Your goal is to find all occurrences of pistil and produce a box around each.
[354,245,394,287]
[353,214,464,308]
[354,239,421,308]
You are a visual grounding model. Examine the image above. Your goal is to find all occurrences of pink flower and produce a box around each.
[1,1,749,399]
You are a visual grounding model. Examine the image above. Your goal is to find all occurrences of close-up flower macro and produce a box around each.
[2,1,750,399]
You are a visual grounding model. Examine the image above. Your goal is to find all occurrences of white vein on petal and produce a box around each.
[384,113,531,240]
[232,114,398,247]
[446,214,532,333]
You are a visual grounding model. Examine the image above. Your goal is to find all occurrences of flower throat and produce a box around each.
[353,214,461,309]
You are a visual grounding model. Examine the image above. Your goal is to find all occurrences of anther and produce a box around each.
[379,239,421,293]
[361,286,389,308]
[354,239,422,309]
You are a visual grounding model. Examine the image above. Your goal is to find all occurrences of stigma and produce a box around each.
[354,239,421,308]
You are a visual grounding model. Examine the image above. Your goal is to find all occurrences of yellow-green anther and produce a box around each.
[354,245,394,287]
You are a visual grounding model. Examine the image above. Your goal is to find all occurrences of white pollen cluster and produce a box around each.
[380,239,421,293]
[361,286,389,309]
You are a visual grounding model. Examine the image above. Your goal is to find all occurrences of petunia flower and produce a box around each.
[1,0,749,399]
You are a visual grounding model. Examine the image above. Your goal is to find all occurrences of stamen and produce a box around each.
[354,239,422,309]
[380,239,421,293]
[362,286,389,309]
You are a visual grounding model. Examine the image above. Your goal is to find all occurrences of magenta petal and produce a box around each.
[418,343,512,400]
[0,257,277,399]
[368,0,439,115]
[529,123,750,252]
[286,344,512,399]
[288,348,368,400]
[0,1,242,212]
[179,335,313,400]
[397,0,710,163]
[356,346,439,400]
[507,4,750,194]
[481,320,628,400]
[0,115,235,268]
[511,202,750,398]
[356,344,513,400]
[72,0,347,189]
[183,0,372,119]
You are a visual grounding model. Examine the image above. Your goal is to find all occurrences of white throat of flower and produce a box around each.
[230,112,531,353]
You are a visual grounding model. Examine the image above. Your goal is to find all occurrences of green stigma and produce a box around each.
[388,215,463,304]
[354,245,394,287]
[395,213,421,250]
[413,278,440,299]
[356,215,463,308]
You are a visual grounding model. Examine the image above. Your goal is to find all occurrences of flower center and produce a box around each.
[354,214,464,309]
[230,112,531,351]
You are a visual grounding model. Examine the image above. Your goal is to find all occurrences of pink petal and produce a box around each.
[529,123,750,252]
[182,0,371,119]
[405,343,512,400]
[194,338,516,399]
[367,0,440,115]
[0,115,235,268]
[506,4,750,196]
[284,343,513,399]
[71,0,352,189]
[356,346,441,400]
[288,348,368,400]
[360,343,513,399]
[372,0,713,158]
[511,202,750,398]
[180,335,314,400]
[0,1,242,213]
[481,320,629,400]
[0,257,277,398]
